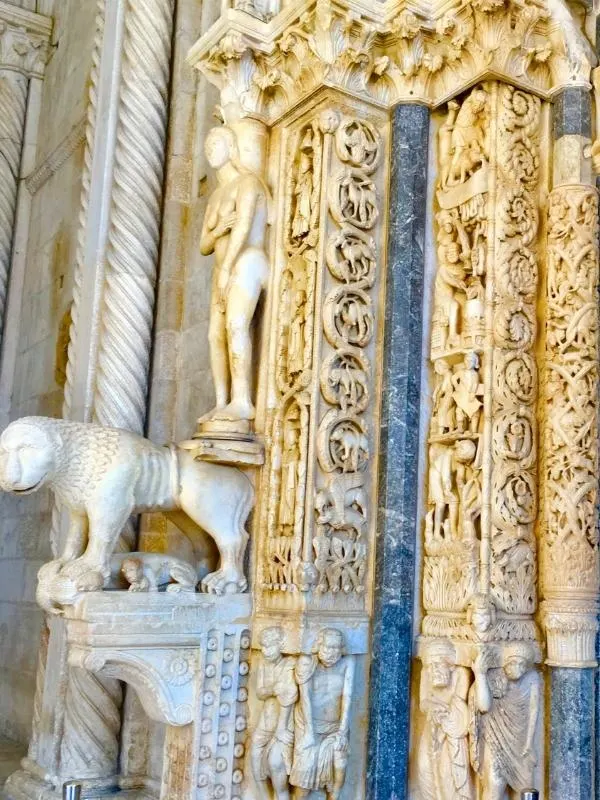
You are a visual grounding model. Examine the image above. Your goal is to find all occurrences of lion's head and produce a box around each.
[0,418,58,495]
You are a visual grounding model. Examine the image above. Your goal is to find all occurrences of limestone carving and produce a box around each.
[109,552,198,592]
[416,640,473,800]
[200,123,271,427]
[260,105,385,601]
[470,645,541,798]
[250,627,298,799]
[189,0,594,121]
[290,629,354,799]
[0,417,254,607]
[541,184,600,665]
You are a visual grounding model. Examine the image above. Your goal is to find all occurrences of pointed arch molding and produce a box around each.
[187,0,595,122]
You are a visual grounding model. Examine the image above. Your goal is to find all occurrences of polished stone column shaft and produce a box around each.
[367,103,429,800]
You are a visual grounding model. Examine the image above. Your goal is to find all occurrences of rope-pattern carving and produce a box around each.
[93,0,173,435]
[63,0,105,421]
[60,668,122,779]
[0,70,28,342]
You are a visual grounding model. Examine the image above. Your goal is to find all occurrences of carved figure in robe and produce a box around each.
[470,644,541,799]
[278,409,301,535]
[199,124,271,423]
[292,130,315,242]
[438,100,459,188]
[0,417,254,609]
[445,88,489,186]
[416,639,474,800]
[432,359,455,435]
[434,210,468,350]
[455,439,479,541]
[286,256,308,378]
[452,352,483,434]
[290,628,354,799]
[251,627,298,800]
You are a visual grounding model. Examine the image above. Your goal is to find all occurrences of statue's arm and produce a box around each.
[199,198,217,256]
[221,178,259,276]
[340,657,355,733]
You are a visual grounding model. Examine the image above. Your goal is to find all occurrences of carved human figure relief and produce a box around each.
[199,123,271,427]
[470,645,541,799]
[289,629,354,800]
[250,627,298,800]
[0,417,254,609]
[416,640,474,800]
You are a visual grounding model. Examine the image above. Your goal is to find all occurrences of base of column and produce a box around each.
[549,668,595,799]
[5,768,153,800]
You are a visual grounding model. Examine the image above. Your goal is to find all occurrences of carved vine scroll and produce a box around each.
[258,98,388,616]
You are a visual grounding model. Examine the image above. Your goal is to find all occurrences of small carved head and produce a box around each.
[205,126,237,170]
[503,642,534,681]
[315,628,344,667]
[260,626,284,662]
[121,557,144,584]
[467,593,496,634]
[0,418,57,495]
[422,639,456,687]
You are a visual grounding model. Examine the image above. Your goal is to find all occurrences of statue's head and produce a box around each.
[260,626,284,662]
[422,639,455,687]
[315,628,344,667]
[503,642,534,681]
[467,593,496,634]
[204,126,237,170]
[121,557,143,584]
[0,418,57,495]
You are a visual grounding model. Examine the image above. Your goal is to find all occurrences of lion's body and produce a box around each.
[0,417,254,604]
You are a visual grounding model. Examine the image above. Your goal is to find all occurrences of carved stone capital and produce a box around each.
[188,0,594,122]
[541,599,599,667]
[0,1,52,77]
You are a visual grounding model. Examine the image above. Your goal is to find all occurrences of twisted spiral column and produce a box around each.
[0,69,28,344]
[93,0,174,435]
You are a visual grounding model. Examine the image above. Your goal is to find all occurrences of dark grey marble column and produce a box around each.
[551,668,595,798]
[547,85,596,800]
[366,103,429,800]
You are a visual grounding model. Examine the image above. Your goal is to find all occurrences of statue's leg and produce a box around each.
[61,503,132,591]
[215,250,266,421]
[61,511,88,561]
[203,301,229,417]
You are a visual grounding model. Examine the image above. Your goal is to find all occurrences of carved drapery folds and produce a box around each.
[541,185,600,666]
[417,83,543,798]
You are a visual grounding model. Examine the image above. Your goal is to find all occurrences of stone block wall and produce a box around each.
[0,0,95,744]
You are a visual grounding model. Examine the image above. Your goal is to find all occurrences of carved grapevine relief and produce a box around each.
[418,83,543,799]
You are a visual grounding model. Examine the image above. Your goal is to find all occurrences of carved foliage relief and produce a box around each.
[542,186,600,596]
[260,101,388,610]
[417,83,543,799]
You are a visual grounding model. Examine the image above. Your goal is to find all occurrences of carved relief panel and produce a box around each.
[415,82,546,799]
[256,93,389,619]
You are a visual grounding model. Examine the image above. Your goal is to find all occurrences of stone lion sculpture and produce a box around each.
[0,417,254,607]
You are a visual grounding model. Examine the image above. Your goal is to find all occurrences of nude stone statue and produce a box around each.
[290,628,354,800]
[0,417,254,610]
[199,124,271,425]
[251,627,298,800]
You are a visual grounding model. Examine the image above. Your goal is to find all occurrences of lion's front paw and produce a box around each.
[60,558,106,592]
[201,567,247,596]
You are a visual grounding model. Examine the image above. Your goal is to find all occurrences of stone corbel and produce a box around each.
[69,645,198,726]
[0,0,52,77]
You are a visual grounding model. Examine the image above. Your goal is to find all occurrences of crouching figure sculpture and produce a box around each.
[0,417,254,609]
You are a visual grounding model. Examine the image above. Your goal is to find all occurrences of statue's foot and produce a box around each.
[60,558,106,592]
[198,405,225,424]
[201,567,247,595]
[212,400,255,422]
